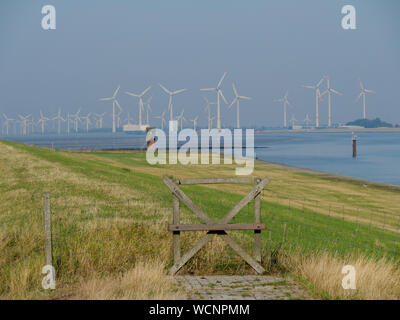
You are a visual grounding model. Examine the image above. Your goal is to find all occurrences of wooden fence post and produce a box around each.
[172,194,180,264]
[43,192,52,266]
[254,178,261,263]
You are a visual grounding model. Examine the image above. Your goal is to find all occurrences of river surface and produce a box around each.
[3,131,400,186]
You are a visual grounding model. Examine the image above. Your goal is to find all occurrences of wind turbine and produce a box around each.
[155,111,166,130]
[66,113,72,134]
[81,113,91,133]
[125,86,151,127]
[200,72,228,130]
[304,114,312,127]
[52,108,65,135]
[176,108,186,131]
[273,90,292,127]
[18,114,31,136]
[356,78,375,119]
[125,112,134,125]
[228,83,251,129]
[71,109,81,133]
[37,110,50,135]
[159,84,187,121]
[190,116,199,131]
[320,75,342,127]
[203,97,216,131]
[94,112,106,129]
[209,116,215,128]
[99,85,121,133]
[302,76,325,128]
[116,108,123,129]
[144,96,152,126]
[289,114,297,127]
[2,114,14,136]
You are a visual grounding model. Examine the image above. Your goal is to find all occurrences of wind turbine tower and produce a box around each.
[37,110,50,135]
[228,83,251,129]
[99,85,121,133]
[200,72,228,130]
[177,109,186,131]
[53,108,66,135]
[159,84,187,122]
[302,76,324,128]
[125,86,151,127]
[81,113,91,133]
[203,97,216,131]
[356,78,375,119]
[273,91,292,127]
[155,111,166,130]
[321,75,342,127]
[190,116,199,131]
[2,114,14,136]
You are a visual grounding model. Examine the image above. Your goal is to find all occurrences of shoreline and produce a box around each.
[67,146,400,192]
[3,139,400,191]
[255,158,400,192]
[256,127,400,133]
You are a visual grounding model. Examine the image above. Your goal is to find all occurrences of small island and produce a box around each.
[346,118,394,128]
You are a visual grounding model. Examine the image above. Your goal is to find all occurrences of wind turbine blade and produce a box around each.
[316,77,324,88]
[200,88,215,91]
[320,90,328,97]
[159,83,171,95]
[219,90,228,104]
[228,98,237,109]
[140,85,151,96]
[173,88,187,95]
[115,100,122,111]
[239,96,251,100]
[113,85,120,98]
[364,89,375,94]
[355,92,363,102]
[358,78,364,90]
[125,91,140,97]
[232,83,238,97]
[302,85,315,89]
[217,72,227,88]
[331,89,343,96]
[273,99,284,102]
[99,97,113,101]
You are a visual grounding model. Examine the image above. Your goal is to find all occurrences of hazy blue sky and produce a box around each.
[1,0,399,127]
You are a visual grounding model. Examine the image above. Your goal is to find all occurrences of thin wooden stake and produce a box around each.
[172,194,180,264]
[43,192,53,266]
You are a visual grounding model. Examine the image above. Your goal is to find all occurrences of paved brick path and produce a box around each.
[174,275,312,300]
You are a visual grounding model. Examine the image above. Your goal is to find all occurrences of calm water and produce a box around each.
[4,131,400,186]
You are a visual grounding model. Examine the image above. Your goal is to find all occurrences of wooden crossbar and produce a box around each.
[168,223,266,232]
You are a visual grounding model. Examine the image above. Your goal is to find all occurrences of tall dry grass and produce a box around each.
[76,259,184,300]
[278,251,400,299]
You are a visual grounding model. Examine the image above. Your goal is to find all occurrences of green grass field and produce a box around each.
[1,140,399,299]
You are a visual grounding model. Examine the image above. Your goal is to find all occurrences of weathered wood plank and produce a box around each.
[177,177,256,185]
[172,194,180,264]
[43,192,52,266]
[219,232,265,274]
[169,234,213,275]
[220,177,269,224]
[168,223,266,232]
[163,176,213,224]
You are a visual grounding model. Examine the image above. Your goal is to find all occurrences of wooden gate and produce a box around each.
[163,176,269,275]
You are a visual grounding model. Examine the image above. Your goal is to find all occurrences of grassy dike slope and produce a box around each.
[0,140,399,299]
